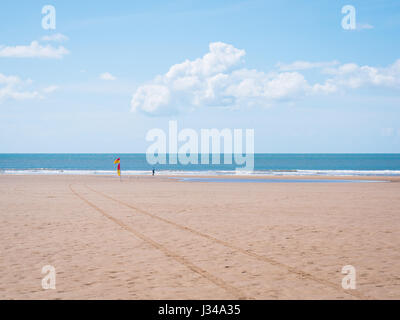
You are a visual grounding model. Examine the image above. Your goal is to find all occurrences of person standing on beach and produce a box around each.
[152,168,155,176]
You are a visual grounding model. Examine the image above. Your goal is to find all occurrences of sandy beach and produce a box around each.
[0,174,399,300]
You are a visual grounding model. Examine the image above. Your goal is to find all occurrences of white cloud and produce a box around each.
[99,72,117,81]
[165,42,245,79]
[321,60,400,89]
[277,60,339,71]
[131,42,310,114]
[41,33,69,42]
[42,85,59,93]
[0,41,69,59]
[131,85,170,113]
[131,42,400,115]
[224,69,309,101]
[311,81,338,94]
[356,23,374,30]
[0,73,40,102]
[323,63,359,75]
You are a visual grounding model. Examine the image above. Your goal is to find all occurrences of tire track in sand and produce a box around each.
[69,184,249,300]
[86,184,371,300]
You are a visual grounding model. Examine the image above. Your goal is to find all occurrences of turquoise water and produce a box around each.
[0,153,399,176]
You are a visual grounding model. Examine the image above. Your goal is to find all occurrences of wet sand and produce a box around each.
[0,174,399,299]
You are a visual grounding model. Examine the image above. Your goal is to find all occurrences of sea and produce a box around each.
[0,154,399,176]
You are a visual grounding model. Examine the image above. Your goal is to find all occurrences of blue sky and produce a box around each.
[1,0,400,153]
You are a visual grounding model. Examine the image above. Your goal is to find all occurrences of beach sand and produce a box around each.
[0,174,399,299]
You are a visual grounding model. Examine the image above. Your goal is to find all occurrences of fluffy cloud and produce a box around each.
[99,72,117,81]
[131,42,311,114]
[165,42,245,79]
[321,59,400,90]
[0,41,69,59]
[0,74,59,103]
[131,42,400,115]
[41,33,69,42]
[277,60,339,71]
[0,73,40,102]
[131,85,170,113]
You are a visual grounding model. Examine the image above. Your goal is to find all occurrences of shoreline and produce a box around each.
[2,173,400,182]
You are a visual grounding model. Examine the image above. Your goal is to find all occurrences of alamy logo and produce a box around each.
[41,265,56,290]
[42,5,56,30]
[146,121,255,171]
[341,265,356,290]
[341,5,356,30]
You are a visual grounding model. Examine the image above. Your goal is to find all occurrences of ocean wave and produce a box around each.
[1,169,400,176]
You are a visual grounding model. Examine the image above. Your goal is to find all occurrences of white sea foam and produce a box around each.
[1,169,400,176]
